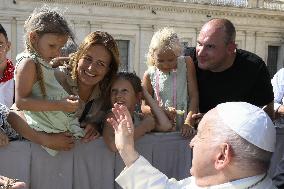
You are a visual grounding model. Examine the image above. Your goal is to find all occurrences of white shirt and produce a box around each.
[116,156,277,189]
[0,78,14,108]
[271,68,284,126]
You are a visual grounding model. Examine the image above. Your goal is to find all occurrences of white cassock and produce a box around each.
[116,156,277,189]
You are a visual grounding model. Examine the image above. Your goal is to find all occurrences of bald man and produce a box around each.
[186,18,274,120]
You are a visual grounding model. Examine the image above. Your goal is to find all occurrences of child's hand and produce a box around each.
[180,124,196,138]
[0,175,26,189]
[142,115,155,133]
[0,132,9,147]
[81,124,100,143]
[192,112,204,127]
[164,107,176,123]
[61,95,80,113]
[40,132,75,151]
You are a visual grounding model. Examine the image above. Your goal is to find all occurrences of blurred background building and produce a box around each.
[0,0,284,77]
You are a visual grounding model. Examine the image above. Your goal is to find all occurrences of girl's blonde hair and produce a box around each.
[24,5,74,97]
[146,27,182,66]
[69,31,120,95]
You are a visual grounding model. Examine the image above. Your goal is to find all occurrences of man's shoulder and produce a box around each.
[236,49,265,67]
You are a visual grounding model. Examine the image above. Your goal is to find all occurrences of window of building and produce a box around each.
[267,45,279,78]
[116,40,129,71]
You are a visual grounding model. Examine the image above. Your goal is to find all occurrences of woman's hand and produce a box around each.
[40,132,75,151]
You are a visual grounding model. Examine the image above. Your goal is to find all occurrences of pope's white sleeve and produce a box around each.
[115,155,192,189]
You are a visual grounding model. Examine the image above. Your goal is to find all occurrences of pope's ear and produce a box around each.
[215,143,232,170]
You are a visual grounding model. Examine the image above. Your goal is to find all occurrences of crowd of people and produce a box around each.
[0,4,283,189]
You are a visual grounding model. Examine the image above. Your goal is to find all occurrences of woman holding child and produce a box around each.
[11,30,120,151]
[7,6,120,152]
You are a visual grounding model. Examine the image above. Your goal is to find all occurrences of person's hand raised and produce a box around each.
[107,104,139,167]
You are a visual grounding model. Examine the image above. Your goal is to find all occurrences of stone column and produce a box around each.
[137,24,154,76]
[248,0,258,8]
[245,31,256,53]
[277,44,284,70]
[11,17,17,62]
[258,0,264,8]
[255,31,266,61]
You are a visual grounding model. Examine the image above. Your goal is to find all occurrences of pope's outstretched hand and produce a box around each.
[107,104,139,167]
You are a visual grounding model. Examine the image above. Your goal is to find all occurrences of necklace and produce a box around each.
[246,173,267,189]
[0,59,14,83]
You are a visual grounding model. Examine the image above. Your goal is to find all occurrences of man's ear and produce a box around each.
[215,143,232,170]
[226,42,237,54]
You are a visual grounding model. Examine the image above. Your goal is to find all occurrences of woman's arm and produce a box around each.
[15,58,79,112]
[8,110,75,151]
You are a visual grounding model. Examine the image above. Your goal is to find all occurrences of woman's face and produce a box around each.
[77,45,111,87]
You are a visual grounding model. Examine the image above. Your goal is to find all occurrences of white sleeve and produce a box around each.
[115,156,192,189]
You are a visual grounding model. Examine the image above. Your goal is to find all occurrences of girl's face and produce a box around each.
[154,48,178,73]
[77,45,111,87]
[110,79,139,113]
[31,33,68,62]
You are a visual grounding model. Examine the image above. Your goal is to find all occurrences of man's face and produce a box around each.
[0,33,10,64]
[189,113,219,180]
[196,24,230,72]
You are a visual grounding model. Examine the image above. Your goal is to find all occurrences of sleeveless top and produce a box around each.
[146,56,188,129]
[16,52,85,155]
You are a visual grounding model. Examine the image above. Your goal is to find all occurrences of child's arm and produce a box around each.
[142,88,172,132]
[133,114,155,139]
[103,112,155,152]
[8,110,75,151]
[15,58,79,112]
[141,72,154,114]
[181,56,199,137]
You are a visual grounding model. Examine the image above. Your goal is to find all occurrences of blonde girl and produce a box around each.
[142,27,199,138]
[15,6,84,155]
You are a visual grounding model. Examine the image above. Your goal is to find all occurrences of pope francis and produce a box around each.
[107,102,277,189]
